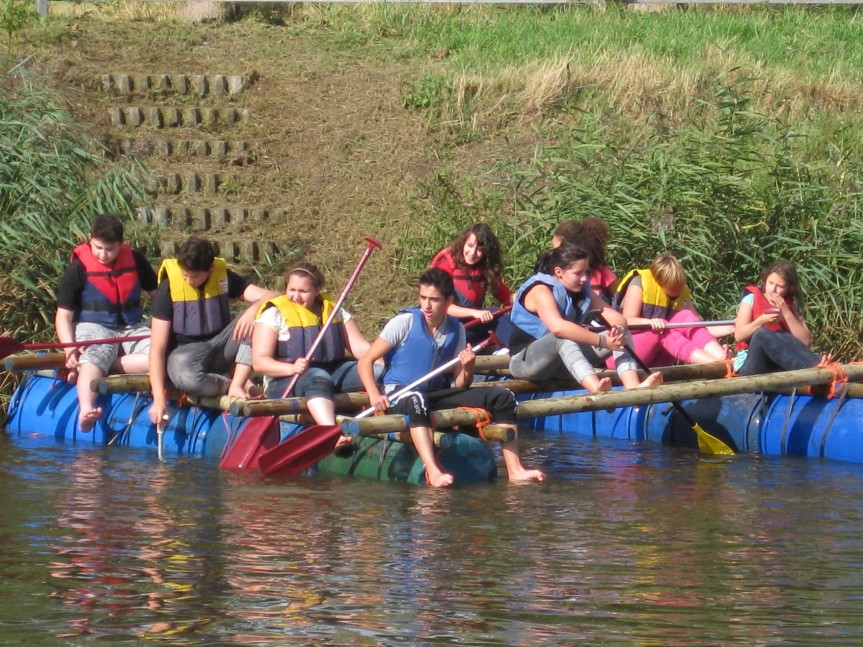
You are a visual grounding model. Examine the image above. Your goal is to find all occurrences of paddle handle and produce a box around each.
[587,319,735,333]
[463,305,512,329]
[355,335,496,420]
[20,334,150,352]
[277,237,382,400]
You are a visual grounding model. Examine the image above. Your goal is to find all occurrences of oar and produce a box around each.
[219,236,383,470]
[0,334,150,361]
[258,334,497,476]
[587,319,735,332]
[599,317,735,456]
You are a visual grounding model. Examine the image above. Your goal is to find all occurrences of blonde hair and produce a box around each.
[649,253,686,295]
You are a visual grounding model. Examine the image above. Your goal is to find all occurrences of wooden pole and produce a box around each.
[515,364,863,418]
[93,374,151,394]
[471,361,731,393]
[4,353,66,370]
[234,391,369,416]
[340,410,515,442]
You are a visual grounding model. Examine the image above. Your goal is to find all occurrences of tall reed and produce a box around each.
[400,82,863,359]
[0,63,150,341]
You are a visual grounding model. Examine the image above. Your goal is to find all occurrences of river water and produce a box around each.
[2,430,862,646]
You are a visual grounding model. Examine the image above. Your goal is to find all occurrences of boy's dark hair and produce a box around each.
[419,267,455,300]
[177,236,216,271]
[89,214,124,244]
[535,242,590,275]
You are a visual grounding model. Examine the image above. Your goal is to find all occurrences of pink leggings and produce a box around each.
[606,309,716,367]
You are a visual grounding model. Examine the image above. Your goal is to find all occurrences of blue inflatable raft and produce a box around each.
[4,373,498,485]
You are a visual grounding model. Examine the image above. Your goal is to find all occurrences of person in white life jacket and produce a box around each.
[733,260,832,375]
[55,214,158,433]
[147,236,279,427]
[358,268,545,488]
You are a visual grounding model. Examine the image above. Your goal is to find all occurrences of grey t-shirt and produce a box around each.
[379,312,466,391]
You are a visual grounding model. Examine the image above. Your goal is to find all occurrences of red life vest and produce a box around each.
[430,247,511,309]
[736,284,791,351]
[72,242,143,326]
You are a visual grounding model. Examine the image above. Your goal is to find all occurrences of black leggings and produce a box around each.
[391,386,517,427]
[738,328,819,376]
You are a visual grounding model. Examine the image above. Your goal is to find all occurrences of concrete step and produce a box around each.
[102,73,249,97]
[109,106,249,128]
[156,239,294,265]
[119,138,251,158]
[137,205,284,229]
[148,172,235,197]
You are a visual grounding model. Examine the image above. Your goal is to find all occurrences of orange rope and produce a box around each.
[456,406,492,440]
[723,359,736,378]
[817,361,848,399]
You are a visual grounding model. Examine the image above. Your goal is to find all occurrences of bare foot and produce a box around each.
[509,467,546,482]
[79,407,102,433]
[65,369,78,385]
[335,435,353,449]
[426,470,455,488]
[585,377,613,394]
[639,372,663,388]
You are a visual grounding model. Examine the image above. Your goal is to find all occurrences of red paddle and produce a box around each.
[257,333,497,477]
[0,334,150,360]
[219,237,383,470]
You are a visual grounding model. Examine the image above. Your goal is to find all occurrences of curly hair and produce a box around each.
[449,223,504,292]
[553,217,611,270]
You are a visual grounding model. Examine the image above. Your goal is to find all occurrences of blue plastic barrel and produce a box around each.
[761,392,863,462]
[520,388,647,441]
[639,393,764,452]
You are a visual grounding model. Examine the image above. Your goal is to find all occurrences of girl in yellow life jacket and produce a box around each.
[615,253,731,366]
[252,263,379,436]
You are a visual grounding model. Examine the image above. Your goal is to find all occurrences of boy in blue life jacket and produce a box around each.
[358,267,546,488]
[55,214,158,432]
[147,236,279,427]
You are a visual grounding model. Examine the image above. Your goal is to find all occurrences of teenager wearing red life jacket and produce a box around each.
[55,214,158,432]
[430,223,512,346]
[733,260,830,375]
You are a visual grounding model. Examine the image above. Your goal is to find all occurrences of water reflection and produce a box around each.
[4,433,863,645]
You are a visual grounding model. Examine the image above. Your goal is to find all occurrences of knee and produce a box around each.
[300,368,335,400]
[486,389,517,423]
[749,327,771,346]
[393,392,429,426]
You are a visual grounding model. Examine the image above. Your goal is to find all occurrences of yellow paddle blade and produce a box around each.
[692,422,735,456]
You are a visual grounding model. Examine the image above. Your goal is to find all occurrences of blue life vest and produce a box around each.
[510,273,592,348]
[384,307,461,391]
[73,242,143,326]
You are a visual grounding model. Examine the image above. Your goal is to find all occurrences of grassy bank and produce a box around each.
[5,3,863,361]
